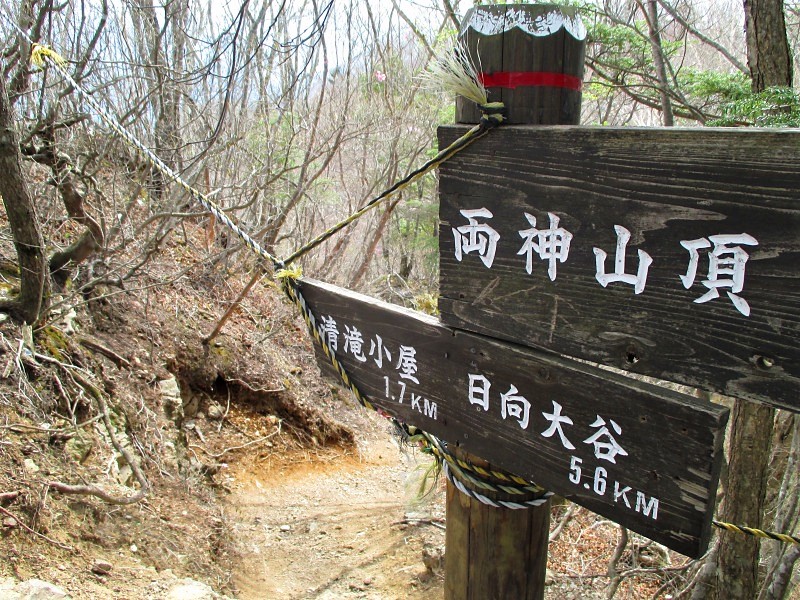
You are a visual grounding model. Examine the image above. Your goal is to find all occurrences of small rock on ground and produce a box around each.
[165,578,232,600]
[90,559,113,576]
[0,578,71,600]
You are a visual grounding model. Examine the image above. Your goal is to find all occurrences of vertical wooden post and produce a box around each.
[455,4,585,126]
[445,450,551,600]
[445,5,585,599]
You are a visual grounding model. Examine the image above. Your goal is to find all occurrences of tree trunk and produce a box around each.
[0,71,48,323]
[158,0,188,175]
[706,4,793,598]
[716,401,775,599]
[25,117,105,285]
[642,0,675,126]
[349,199,399,288]
[132,0,187,205]
[743,0,793,92]
[759,545,800,600]
[758,414,800,600]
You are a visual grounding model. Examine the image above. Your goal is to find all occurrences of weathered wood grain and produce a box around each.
[438,125,800,413]
[443,445,550,600]
[451,9,587,595]
[444,483,471,599]
[455,5,585,125]
[455,4,504,125]
[298,277,729,557]
[465,490,549,600]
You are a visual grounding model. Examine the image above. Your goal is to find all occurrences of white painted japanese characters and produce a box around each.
[315,299,682,530]
[679,234,758,317]
[461,5,587,41]
[452,207,758,316]
[452,208,500,269]
[298,277,729,556]
[318,314,436,421]
[466,371,658,521]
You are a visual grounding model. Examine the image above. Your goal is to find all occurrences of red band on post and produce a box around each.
[479,71,583,91]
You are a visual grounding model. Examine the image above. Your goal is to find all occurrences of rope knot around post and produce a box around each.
[275,264,303,283]
[443,460,554,510]
[420,433,554,509]
[478,101,506,128]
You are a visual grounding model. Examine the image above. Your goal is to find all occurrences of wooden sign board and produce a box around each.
[438,126,800,413]
[298,277,728,558]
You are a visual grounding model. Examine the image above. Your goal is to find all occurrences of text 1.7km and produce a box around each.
[384,377,438,420]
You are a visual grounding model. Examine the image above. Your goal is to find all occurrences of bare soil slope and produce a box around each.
[0,256,445,599]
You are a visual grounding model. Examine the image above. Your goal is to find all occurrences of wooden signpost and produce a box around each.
[454,4,585,125]
[300,277,728,558]
[294,4,798,599]
[447,6,586,597]
[437,126,800,413]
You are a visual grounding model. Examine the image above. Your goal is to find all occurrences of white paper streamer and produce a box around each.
[461,6,587,41]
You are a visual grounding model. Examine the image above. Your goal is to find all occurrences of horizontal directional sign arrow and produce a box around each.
[297,277,729,558]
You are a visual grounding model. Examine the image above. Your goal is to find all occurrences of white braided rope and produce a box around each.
[443,463,553,509]
[423,433,548,496]
[30,44,280,267]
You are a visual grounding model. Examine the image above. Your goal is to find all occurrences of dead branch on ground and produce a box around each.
[0,490,21,504]
[189,424,282,460]
[0,505,73,550]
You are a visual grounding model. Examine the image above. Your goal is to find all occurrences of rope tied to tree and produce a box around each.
[31,43,67,68]
[712,520,799,546]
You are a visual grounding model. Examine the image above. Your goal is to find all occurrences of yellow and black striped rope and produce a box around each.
[419,429,547,494]
[278,273,377,415]
[443,462,553,509]
[449,455,533,487]
[403,422,549,499]
[277,272,552,501]
[280,103,504,266]
[713,520,799,546]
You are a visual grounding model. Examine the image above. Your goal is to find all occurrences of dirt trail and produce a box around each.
[225,421,446,600]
